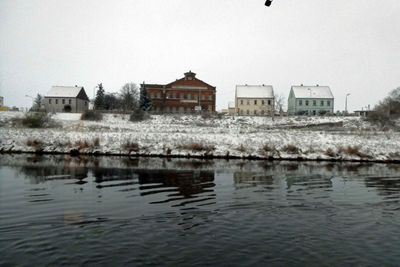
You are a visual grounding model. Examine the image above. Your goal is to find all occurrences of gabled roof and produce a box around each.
[236,85,274,98]
[46,86,85,98]
[291,86,334,99]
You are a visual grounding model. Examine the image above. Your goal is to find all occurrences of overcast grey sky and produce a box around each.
[1,0,399,111]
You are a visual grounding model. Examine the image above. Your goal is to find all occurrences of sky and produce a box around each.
[0,0,399,111]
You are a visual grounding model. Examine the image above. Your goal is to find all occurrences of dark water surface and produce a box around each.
[1,155,400,266]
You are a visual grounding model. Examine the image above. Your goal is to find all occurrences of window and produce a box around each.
[208,105,212,111]
[246,110,249,115]
[262,100,265,105]
[313,100,316,106]
[208,95,212,101]
[254,110,257,115]
[156,92,161,99]
[299,100,302,106]
[188,94,191,100]
[261,110,265,115]
[172,93,176,99]
[150,93,154,99]
[305,100,309,106]
[247,100,250,105]
[240,110,243,115]
[321,100,324,106]
[55,99,58,104]
[69,99,71,104]
[268,100,271,105]
[85,101,88,106]
[240,100,243,105]
[327,100,331,106]
[201,95,205,101]
[49,99,52,104]
[254,100,257,105]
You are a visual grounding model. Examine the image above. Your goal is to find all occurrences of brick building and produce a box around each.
[142,71,216,113]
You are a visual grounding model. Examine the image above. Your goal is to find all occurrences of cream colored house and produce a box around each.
[235,85,274,116]
[44,86,89,113]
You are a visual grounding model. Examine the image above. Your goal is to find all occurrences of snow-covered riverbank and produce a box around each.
[1,112,399,162]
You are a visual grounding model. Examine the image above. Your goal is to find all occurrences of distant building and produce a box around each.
[354,110,371,117]
[287,85,334,116]
[235,85,274,116]
[0,96,3,107]
[142,71,216,114]
[44,86,89,113]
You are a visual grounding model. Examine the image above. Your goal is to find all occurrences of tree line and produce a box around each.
[368,87,400,127]
[94,82,151,112]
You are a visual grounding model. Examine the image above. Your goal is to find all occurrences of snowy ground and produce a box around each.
[1,111,399,162]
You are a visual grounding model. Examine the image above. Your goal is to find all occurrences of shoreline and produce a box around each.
[1,150,400,164]
[1,112,400,164]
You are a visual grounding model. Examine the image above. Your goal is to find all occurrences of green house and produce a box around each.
[288,85,334,116]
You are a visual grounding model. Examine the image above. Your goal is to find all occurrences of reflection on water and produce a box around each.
[1,155,400,266]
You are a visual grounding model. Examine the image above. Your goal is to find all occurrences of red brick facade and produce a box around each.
[142,71,216,113]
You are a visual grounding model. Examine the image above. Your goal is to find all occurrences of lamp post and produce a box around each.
[25,95,34,111]
[345,93,351,114]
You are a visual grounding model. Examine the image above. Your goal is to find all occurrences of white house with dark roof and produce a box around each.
[44,86,89,113]
[235,85,274,116]
[287,85,334,115]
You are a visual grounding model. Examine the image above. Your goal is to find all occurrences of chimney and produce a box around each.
[316,84,319,87]
[301,84,303,86]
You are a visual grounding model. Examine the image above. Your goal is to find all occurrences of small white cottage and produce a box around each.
[287,85,334,116]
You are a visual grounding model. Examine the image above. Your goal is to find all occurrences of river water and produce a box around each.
[0,155,399,266]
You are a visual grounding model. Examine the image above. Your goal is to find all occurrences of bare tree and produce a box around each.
[275,93,285,116]
[120,83,139,112]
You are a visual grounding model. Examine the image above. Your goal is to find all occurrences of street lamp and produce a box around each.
[345,93,351,114]
[25,95,34,111]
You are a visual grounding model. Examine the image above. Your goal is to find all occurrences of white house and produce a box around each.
[235,85,274,116]
[287,85,334,116]
[44,86,89,113]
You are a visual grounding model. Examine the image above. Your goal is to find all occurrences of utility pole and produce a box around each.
[345,93,351,114]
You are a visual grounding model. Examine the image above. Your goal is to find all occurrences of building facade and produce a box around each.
[44,86,89,113]
[235,85,275,116]
[142,71,216,114]
[287,85,334,115]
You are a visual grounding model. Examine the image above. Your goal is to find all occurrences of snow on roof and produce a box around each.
[45,86,84,98]
[236,85,274,98]
[291,86,334,99]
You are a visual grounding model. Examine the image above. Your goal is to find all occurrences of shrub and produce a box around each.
[324,148,336,157]
[260,143,277,156]
[81,110,103,121]
[75,140,90,150]
[122,141,140,153]
[129,109,148,122]
[178,142,215,153]
[21,112,53,128]
[338,145,370,158]
[281,144,301,154]
[26,139,44,149]
[236,144,247,153]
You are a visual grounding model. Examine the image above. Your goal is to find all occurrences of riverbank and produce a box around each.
[1,112,399,163]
